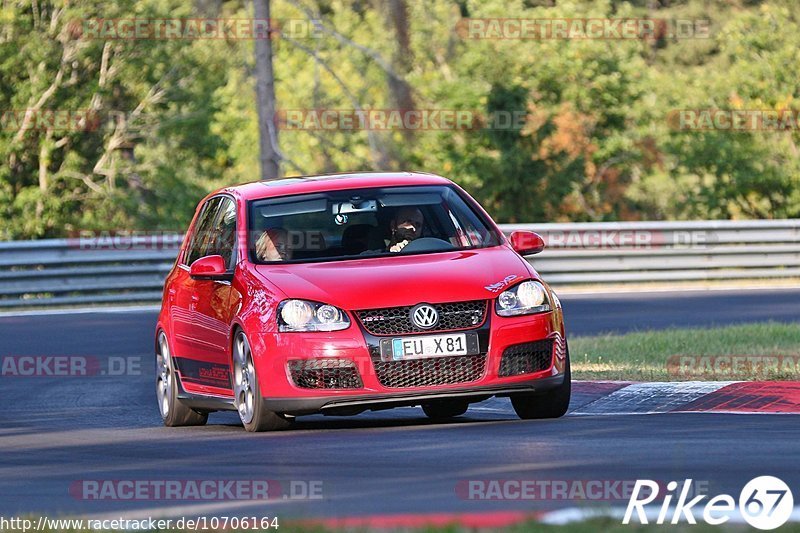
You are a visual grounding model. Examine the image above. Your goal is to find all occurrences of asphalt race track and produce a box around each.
[1,287,799,521]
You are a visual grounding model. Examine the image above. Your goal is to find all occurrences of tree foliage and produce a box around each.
[0,0,797,238]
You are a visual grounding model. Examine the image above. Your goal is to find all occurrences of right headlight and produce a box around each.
[278,299,351,332]
[495,280,551,317]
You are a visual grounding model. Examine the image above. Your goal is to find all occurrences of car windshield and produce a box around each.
[248,185,501,264]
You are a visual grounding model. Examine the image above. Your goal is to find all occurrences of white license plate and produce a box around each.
[386,333,468,361]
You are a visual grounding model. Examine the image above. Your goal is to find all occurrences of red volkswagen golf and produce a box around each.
[156,172,570,431]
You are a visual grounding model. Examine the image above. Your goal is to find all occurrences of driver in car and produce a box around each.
[388,207,424,253]
[255,228,291,261]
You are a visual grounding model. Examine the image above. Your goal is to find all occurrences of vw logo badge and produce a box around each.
[411,304,439,329]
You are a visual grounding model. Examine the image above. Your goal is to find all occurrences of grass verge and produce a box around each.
[570,321,800,381]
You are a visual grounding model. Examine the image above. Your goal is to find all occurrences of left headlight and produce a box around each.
[278,299,351,332]
[495,280,551,317]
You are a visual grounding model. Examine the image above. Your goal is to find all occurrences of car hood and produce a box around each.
[253,246,535,310]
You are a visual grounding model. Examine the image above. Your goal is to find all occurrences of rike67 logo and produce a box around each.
[624,477,794,530]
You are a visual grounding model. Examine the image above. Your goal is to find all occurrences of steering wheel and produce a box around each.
[400,237,455,253]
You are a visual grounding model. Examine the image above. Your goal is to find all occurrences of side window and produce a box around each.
[184,197,222,266]
[210,197,237,269]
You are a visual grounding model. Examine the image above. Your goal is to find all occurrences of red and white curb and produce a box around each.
[571,380,800,415]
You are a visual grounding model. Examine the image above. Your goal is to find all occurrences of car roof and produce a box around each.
[214,171,453,202]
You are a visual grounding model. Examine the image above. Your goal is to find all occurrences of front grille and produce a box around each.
[374,354,487,388]
[356,300,487,336]
[288,359,363,389]
[498,339,554,377]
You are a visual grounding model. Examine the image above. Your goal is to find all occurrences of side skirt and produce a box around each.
[174,371,237,413]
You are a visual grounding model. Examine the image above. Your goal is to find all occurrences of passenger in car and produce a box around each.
[256,228,291,261]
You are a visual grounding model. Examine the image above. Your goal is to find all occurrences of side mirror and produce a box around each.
[509,230,545,256]
[189,255,232,281]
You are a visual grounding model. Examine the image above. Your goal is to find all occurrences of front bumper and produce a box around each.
[264,374,566,415]
[250,308,567,415]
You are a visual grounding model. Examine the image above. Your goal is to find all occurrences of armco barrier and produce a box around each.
[0,219,797,308]
[0,237,177,308]
[501,220,800,285]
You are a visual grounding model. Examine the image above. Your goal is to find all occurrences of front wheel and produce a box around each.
[232,330,291,432]
[156,331,208,427]
[511,348,571,420]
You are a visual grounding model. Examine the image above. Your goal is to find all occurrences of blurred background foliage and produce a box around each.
[0,0,798,238]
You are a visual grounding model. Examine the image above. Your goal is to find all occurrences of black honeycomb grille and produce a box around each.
[374,354,487,388]
[356,301,487,336]
[288,359,363,389]
[498,339,554,377]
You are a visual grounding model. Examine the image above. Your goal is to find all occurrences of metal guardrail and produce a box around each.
[0,219,797,308]
[0,237,177,308]
[502,219,800,285]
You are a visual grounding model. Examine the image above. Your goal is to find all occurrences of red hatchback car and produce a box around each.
[156,172,570,431]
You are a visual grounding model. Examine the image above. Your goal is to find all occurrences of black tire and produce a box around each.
[511,347,571,420]
[422,400,469,419]
[156,331,208,427]
[232,330,291,432]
